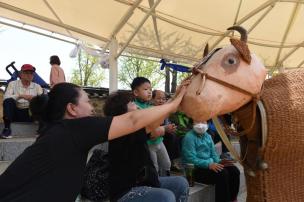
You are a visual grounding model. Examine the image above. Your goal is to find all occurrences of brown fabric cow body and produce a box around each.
[233,68,304,202]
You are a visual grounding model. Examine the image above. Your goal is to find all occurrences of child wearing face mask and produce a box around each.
[182,121,240,202]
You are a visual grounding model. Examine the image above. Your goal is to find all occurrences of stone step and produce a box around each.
[0,137,36,161]
[188,183,215,202]
[0,161,11,175]
[0,122,38,138]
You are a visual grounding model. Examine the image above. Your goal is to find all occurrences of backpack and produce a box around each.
[81,149,109,201]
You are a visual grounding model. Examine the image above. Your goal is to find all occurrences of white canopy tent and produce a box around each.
[1,0,304,91]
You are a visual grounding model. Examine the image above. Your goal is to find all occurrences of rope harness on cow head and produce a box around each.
[191,66,262,136]
[189,66,264,174]
[186,25,267,175]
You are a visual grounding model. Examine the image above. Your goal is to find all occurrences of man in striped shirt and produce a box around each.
[1,64,43,139]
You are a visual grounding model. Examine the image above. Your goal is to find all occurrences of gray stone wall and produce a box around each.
[0,91,106,121]
[89,96,106,117]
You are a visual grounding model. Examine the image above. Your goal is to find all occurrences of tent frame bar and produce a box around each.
[148,0,162,52]
[116,0,162,59]
[247,4,275,34]
[274,2,301,67]
[210,0,279,50]
[43,0,73,37]
[103,0,143,51]
[0,2,109,42]
[297,59,304,68]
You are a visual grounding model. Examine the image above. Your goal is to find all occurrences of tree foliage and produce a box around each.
[118,55,165,89]
[118,55,191,92]
[70,49,105,87]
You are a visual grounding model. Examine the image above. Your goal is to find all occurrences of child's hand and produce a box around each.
[170,79,190,112]
[175,79,191,96]
[220,159,235,167]
[208,163,224,173]
[165,123,177,134]
[150,126,165,138]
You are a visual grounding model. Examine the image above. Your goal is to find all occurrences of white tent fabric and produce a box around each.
[1,0,304,72]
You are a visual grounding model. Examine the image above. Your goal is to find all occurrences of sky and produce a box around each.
[0,24,165,90]
[0,26,80,83]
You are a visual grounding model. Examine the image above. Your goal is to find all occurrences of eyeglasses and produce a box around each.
[156,97,167,101]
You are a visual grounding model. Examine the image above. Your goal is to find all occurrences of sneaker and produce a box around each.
[1,128,12,139]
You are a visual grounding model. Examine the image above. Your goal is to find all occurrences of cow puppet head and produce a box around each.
[180,26,267,121]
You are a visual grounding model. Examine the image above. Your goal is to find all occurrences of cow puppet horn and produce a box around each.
[227,26,251,64]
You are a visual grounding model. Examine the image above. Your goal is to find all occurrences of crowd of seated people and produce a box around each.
[0,63,241,201]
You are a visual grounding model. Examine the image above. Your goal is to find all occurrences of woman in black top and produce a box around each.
[104,92,189,202]
[0,82,187,202]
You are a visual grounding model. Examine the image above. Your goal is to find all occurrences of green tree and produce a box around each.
[70,49,105,87]
[118,55,165,89]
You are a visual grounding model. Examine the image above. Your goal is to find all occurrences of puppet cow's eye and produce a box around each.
[222,53,240,70]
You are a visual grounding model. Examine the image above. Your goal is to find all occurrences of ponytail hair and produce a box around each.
[30,83,81,122]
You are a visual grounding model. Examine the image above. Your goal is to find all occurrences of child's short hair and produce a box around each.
[131,77,151,91]
[50,55,61,65]
[103,91,134,116]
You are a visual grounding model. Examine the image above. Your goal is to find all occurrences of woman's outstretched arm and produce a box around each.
[108,85,187,140]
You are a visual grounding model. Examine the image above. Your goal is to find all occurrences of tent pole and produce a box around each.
[109,38,118,93]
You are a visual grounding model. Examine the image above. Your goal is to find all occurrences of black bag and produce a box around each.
[136,165,160,188]
[81,149,109,201]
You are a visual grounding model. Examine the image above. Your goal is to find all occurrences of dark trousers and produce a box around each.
[163,133,181,160]
[194,166,240,202]
[3,98,32,128]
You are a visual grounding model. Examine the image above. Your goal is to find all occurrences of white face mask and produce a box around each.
[193,123,208,135]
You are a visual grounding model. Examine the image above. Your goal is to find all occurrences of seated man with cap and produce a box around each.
[1,64,43,138]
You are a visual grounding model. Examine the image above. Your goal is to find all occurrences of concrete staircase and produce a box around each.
[0,161,10,174]
[0,122,38,138]
[0,122,37,174]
